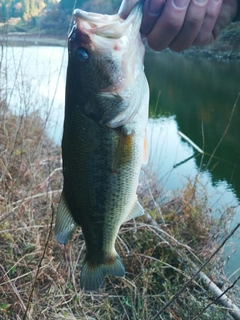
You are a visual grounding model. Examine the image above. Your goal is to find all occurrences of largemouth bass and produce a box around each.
[55,2,149,292]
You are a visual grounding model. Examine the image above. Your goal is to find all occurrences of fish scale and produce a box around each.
[55,2,149,291]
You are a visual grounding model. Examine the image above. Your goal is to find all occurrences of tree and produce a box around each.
[12,2,23,18]
[0,0,17,19]
[59,0,121,14]
[22,0,46,21]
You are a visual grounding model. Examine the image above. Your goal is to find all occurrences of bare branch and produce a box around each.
[152,222,240,320]
[192,275,240,320]
[22,204,55,320]
[206,93,240,170]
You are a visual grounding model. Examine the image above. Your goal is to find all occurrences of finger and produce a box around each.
[140,0,166,37]
[146,0,191,51]
[192,0,223,45]
[212,0,238,39]
[169,0,209,52]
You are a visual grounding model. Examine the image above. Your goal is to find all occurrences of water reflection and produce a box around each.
[1,46,67,143]
[145,51,240,201]
[4,47,240,203]
[3,46,240,279]
[147,116,240,280]
[145,52,240,280]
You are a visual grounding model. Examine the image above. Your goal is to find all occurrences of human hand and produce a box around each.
[119,0,238,52]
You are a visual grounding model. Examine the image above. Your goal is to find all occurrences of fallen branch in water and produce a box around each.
[178,130,203,154]
[145,212,240,320]
[192,272,240,320]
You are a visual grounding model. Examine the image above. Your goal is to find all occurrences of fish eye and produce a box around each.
[75,47,89,62]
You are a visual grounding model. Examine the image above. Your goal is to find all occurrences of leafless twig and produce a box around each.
[152,222,240,320]
[192,275,240,320]
[22,204,55,320]
[206,93,239,170]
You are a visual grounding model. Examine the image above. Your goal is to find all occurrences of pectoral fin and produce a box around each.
[111,126,134,172]
[55,192,77,244]
[142,131,148,165]
[125,198,144,222]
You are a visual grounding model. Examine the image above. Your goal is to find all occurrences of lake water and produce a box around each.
[2,45,240,281]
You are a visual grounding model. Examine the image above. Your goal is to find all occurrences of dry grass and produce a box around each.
[0,98,237,320]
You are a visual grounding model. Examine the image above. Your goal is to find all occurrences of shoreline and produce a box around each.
[0,32,67,47]
[1,27,240,62]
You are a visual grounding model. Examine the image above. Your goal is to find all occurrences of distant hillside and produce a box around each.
[0,0,122,36]
[1,0,240,61]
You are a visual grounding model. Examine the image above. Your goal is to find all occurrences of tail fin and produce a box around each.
[80,254,125,292]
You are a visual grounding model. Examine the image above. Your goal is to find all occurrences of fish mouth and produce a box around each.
[73,2,143,40]
[72,2,145,129]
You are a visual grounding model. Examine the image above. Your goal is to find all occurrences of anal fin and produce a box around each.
[55,191,77,244]
[125,198,144,222]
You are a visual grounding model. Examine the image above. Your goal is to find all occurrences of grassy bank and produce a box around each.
[0,99,239,319]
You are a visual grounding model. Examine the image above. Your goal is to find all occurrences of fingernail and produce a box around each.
[173,0,189,8]
[148,0,165,16]
[194,0,207,4]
